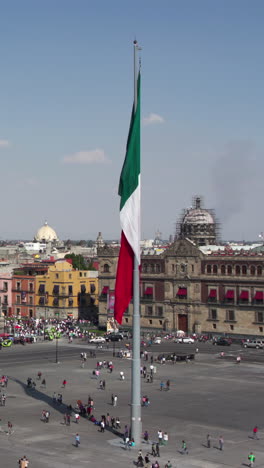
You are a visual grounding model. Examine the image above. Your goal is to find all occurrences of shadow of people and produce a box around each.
[10,376,68,417]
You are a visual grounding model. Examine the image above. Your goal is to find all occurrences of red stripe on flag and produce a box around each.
[114,231,134,324]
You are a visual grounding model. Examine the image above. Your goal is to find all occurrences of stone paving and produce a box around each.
[0,340,264,467]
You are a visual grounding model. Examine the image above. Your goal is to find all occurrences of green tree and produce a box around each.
[65,253,87,270]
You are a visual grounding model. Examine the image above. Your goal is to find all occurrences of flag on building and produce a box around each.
[114,73,141,324]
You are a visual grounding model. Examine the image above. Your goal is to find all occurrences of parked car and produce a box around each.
[243,340,264,349]
[106,333,123,342]
[89,336,106,344]
[213,337,232,346]
[174,337,195,344]
[153,337,162,344]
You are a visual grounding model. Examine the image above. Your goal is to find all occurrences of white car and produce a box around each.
[174,337,194,344]
[154,337,162,344]
[89,336,106,344]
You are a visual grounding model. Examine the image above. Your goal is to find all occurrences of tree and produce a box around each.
[65,253,87,270]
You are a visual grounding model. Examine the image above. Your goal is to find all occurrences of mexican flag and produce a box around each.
[114,73,141,324]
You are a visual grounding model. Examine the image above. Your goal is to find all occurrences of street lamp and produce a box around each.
[55,334,59,364]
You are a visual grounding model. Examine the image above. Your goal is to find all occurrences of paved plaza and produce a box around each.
[0,339,264,467]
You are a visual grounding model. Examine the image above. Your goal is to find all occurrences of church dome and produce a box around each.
[182,197,214,225]
[35,222,58,242]
[177,197,218,246]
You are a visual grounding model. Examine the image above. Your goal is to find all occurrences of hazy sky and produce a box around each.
[1,0,264,241]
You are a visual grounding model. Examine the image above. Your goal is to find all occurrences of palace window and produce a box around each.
[242,265,247,275]
[235,265,241,275]
[225,290,234,302]
[254,291,263,303]
[103,264,110,273]
[226,310,235,322]
[146,306,153,316]
[180,264,186,273]
[208,309,218,320]
[257,266,262,276]
[177,287,187,298]
[221,265,225,275]
[227,265,232,275]
[207,265,211,274]
[156,264,161,273]
[157,306,163,317]
[250,266,256,275]
[208,289,217,301]
[144,287,153,298]
[256,312,264,323]
[213,265,218,274]
[240,290,249,302]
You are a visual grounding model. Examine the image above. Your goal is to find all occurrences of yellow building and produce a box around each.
[35,260,98,320]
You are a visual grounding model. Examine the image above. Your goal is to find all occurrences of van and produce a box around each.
[243,340,264,349]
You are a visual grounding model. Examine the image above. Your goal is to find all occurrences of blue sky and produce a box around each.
[1,0,264,241]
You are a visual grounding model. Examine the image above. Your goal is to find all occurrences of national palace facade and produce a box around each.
[98,238,264,337]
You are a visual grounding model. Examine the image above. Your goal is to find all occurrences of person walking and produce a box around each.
[160,381,164,391]
[219,435,224,451]
[207,434,211,448]
[163,432,168,445]
[124,435,130,450]
[166,380,170,391]
[165,462,172,468]
[75,413,80,424]
[151,443,156,456]
[157,429,163,445]
[155,443,160,457]
[75,433,80,447]
[7,421,13,434]
[18,455,29,468]
[115,416,121,429]
[62,379,67,388]
[111,394,114,406]
[1,393,6,406]
[181,440,188,454]
[100,419,105,432]
[248,451,256,467]
[143,430,149,443]
[106,413,110,427]
[113,395,117,407]
[253,426,259,440]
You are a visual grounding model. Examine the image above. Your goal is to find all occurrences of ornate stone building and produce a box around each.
[98,238,264,337]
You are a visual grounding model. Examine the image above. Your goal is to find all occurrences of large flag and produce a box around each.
[114,73,141,324]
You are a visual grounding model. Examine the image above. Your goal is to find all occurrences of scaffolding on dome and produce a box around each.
[175,195,221,246]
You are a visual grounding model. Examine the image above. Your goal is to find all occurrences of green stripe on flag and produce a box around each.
[118,73,140,211]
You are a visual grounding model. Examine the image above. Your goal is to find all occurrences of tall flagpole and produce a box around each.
[131,39,142,446]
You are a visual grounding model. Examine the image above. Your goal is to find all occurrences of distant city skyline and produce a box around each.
[1,1,264,241]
